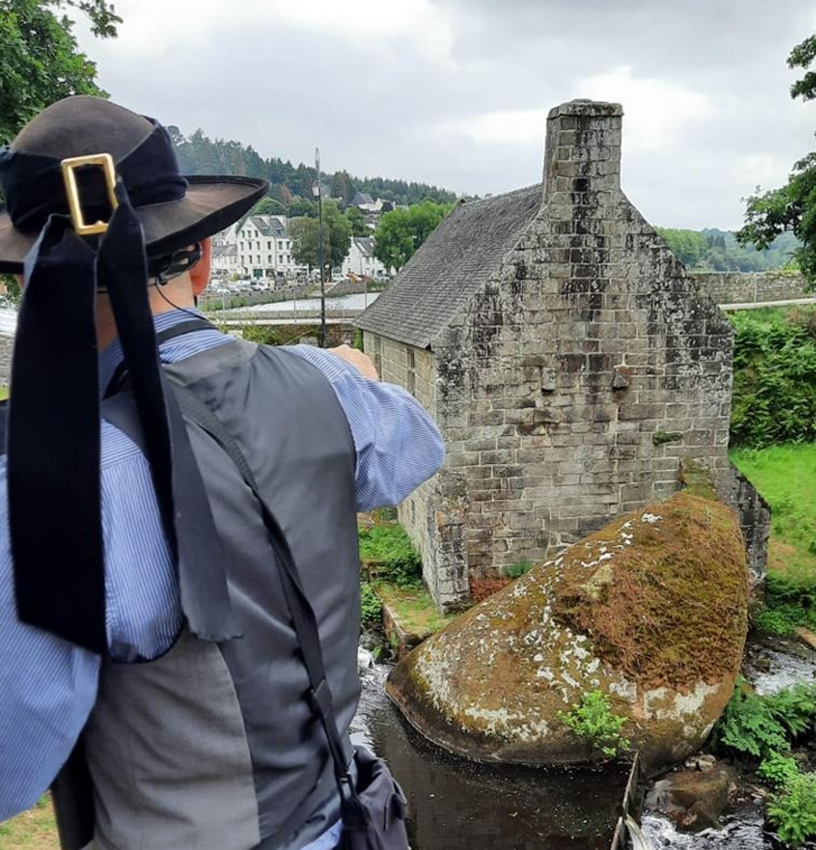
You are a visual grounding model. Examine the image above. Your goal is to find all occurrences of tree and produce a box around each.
[656,228,708,267]
[287,196,316,218]
[251,197,288,217]
[331,170,356,205]
[373,208,414,272]
[345,205,368,237]
[738,32,816,283]
[0,0,121,144]
[290,201,351,274]
[373,200,454,272]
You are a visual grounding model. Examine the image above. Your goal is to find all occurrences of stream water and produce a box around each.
[641,636,816,850]
[352,662,630,850]
[354,635,816,850]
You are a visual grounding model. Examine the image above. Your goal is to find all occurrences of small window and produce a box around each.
[407,349,415,369]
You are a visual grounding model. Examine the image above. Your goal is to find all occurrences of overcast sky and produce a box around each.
[73,0,816,229]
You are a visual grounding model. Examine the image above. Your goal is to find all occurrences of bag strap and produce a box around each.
[170,382,356,801]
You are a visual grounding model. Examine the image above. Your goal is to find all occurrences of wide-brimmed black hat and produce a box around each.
[1,96,260,653]
[0,96,268,273]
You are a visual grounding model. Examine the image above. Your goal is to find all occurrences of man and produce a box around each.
[0,96,443,850]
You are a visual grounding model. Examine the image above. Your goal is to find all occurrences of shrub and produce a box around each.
[730,308,816,448]
[767,772,816,846]
[758,752,800,789]
[358,525,422,587]
[767,571,816,611]
[505,560,534,580]
[712,680,788,760]
[755,606,801,636]
[754,572,816,637]
[557,690,630,759]
[360,582,382,626]
[241,325,281,346]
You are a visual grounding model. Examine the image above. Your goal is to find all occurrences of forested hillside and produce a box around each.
[168,127,457,206]
[657,227,799,272]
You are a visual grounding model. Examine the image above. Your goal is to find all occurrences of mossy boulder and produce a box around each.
[386,493,749,771]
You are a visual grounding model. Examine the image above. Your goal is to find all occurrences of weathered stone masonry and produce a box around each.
[359,99,769,611]
[693,271,809,306]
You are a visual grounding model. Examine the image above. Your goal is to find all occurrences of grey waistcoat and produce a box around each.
[58,339,361,850]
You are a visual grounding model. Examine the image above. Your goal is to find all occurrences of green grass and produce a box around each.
[731,443,816,583]
[358,524,422,587]
[374,581,456,639]
[0,796,59,849]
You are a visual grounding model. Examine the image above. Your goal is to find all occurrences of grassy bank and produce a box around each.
[731,442,816,634]
[731,443,816,581]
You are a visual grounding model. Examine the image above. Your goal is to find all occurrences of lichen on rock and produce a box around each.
[386,493,749,772]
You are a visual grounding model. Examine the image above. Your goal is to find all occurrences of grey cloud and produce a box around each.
[75,0,816,227]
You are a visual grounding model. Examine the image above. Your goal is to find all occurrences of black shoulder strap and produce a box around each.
[104,318,216,399]
[170,383,356,801]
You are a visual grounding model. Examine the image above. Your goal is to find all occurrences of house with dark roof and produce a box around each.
[357,100,768,611]
[341,236,388,279]
[232,214,303,282]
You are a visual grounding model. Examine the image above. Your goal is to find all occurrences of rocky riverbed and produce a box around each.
[356,629,816,849]
[641,633,816,849]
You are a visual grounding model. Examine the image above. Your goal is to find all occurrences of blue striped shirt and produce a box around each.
[0,310,444,846]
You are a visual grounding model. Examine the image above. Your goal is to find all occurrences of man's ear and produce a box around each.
[190,238,212,297]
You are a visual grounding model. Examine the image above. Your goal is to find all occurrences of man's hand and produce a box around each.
[328,345,379,380]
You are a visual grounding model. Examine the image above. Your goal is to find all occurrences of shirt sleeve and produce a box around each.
[285,346,445,511]
[0,424,182,821]
[0,453,101,820]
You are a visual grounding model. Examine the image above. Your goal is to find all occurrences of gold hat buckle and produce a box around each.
[60,153,119,236]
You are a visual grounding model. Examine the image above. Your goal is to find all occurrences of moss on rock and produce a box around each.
[386,493,749,772]
[551,493,748,691]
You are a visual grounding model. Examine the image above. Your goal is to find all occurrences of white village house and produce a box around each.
[341,237,388,280]
[211,215,306,283]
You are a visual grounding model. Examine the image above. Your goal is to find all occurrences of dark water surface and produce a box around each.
[352,664,629,850]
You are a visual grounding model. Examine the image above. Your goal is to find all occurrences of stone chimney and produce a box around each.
[543,99,623,199]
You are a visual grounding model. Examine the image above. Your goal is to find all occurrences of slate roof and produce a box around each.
[242,215,289,238]
[246,215,272,236]
[356,183,542,349]
[352,191,375,206]
[355,237,375,257]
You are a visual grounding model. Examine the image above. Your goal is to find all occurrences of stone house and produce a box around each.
[357,99,768,612]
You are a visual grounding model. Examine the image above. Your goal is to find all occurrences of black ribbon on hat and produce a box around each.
[0,123,239,653]
[1,121,189,232]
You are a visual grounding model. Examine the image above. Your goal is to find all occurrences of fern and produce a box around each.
[713,680,788,759]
